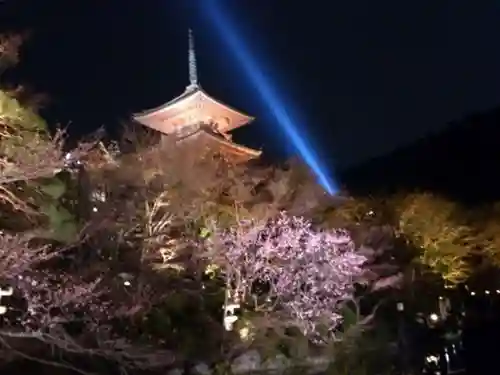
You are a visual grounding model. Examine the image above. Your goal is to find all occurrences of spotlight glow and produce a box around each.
[203,2,338,195]
[429,313,439,322]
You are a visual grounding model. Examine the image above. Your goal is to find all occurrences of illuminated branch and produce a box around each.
[0,231,173,372]
[205,212,369,343]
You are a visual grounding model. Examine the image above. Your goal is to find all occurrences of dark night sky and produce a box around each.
[1,0,500,170]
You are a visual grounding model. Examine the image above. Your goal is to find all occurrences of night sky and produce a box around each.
[1,0,500,170]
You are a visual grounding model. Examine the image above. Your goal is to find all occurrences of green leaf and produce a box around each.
[341,305,358,332]
[0,91,48,132]
[199,227,211,238]
[39,203,78,243]
[39,179,67,199]
[39,203,60,221]
[51,221,78,243]
[40,203,73,225]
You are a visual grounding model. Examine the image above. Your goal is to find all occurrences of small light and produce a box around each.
[496,290,500,294]
[92,207,98,212]
[239,327,250,340]
[224,315,238,331]
[439,296,443,300]
[426,355,439,364]
[123,280,131,287]
[0,287,13,297]
[485,290,490,295]
[470,291,476,296]
[429,313,439,322]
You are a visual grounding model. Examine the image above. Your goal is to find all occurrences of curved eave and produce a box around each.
[132,87,198,119]
[132,86,253,132]
[196,88,254,132]
[203,131,262,159]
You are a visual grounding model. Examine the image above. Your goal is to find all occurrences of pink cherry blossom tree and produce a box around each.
[205,212,369,343]
[0,231,174,375]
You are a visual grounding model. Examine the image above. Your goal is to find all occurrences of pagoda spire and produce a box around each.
[187,28,198,91]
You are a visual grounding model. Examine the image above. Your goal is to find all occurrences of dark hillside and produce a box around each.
[342,107,500,203]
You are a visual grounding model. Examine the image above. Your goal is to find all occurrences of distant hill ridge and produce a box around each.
[341,107,500,203]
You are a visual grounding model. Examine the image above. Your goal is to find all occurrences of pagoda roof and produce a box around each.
[178,127,262,162]
[132,86,254,134]
[134,86,200,116]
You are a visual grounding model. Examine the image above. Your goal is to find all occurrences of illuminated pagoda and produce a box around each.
[132,30,261,163]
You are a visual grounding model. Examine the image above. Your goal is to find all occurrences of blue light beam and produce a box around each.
[202,2,339,195]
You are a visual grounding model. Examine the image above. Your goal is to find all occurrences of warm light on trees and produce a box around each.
[394,193,474,284]
[204,212,369,343]
[1,30,474,374]
[0,35,174,374]
[323,192,475,286]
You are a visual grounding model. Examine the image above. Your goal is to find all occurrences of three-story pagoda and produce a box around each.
[132,30,261,162]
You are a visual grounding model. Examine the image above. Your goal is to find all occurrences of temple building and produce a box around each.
[132,30,261,163]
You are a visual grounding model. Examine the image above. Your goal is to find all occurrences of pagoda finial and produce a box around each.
[187,28,198,90]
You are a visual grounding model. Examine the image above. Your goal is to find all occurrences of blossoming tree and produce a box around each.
[0,34,173,374]
[205,212,369,344]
